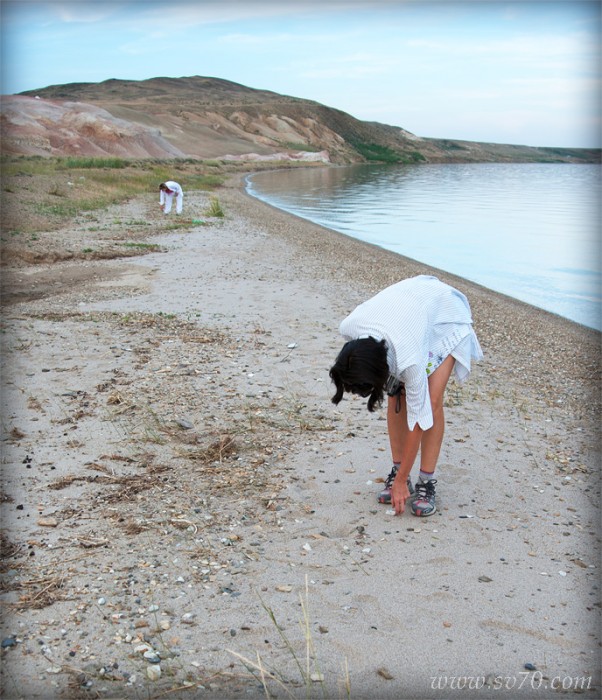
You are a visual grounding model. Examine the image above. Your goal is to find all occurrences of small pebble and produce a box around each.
[37,516,58,527]
[147,665,161,681]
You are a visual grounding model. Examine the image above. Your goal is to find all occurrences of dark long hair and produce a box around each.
[329,337,389,412]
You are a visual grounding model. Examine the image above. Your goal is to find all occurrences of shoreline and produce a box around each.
[224,174,600,425]
[1,179,600,698]
[241,170,597,327]
[242,164,601,335]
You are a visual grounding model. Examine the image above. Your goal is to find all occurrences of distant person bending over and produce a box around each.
[329,275,483,517]
[159,181,183,215]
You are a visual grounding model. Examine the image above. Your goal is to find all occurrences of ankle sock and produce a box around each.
[419,470,435,483]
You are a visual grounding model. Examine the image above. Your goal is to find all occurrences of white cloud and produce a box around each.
[407,31,597,65]
[127,2,315,31]
[51,2,122,23]
[218,31,299,46]
[298,52,400,80]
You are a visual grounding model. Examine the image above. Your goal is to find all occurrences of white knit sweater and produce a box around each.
[339,275,483,430]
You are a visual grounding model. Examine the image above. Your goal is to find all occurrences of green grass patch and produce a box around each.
[57,157,129,169]
[350,141,427,164]
[34,198,116,218]
[162,220,196,230]
[351,141,403,163]
[203,196,225,218]
[1,156,230,234]
[279,141,320,152]
[438,140,469,152]
[120,242,161,251]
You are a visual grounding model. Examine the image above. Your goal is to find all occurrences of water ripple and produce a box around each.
[247,163,601,330]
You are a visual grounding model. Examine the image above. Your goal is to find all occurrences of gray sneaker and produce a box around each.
[411,479,437,516]
[378,466,414,504]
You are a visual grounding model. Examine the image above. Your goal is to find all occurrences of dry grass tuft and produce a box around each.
[0,534,23,573]
[184,433,238,464]
[13,574,67,610]
[47,467,167,504]
[120,520,149,535]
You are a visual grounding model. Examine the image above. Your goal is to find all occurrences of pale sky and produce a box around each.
[1,0,600,148]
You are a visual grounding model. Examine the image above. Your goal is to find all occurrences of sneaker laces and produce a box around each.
[414,478,437,500]
[384,465,398,489]
[383,466,414,495]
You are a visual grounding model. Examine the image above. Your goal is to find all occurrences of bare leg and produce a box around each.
[387,394,408,465]
[387,354,456,473]
[419,354,456,474]
[388,355,456,515]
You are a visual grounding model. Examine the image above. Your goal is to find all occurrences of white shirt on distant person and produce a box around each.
[160,181,183,214]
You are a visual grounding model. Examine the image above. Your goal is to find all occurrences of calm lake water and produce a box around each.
[246,163,601,331]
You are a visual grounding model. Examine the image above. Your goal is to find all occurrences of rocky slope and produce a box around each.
[3,75,599,163]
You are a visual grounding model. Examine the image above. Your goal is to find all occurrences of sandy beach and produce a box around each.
[1,175,600,699]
